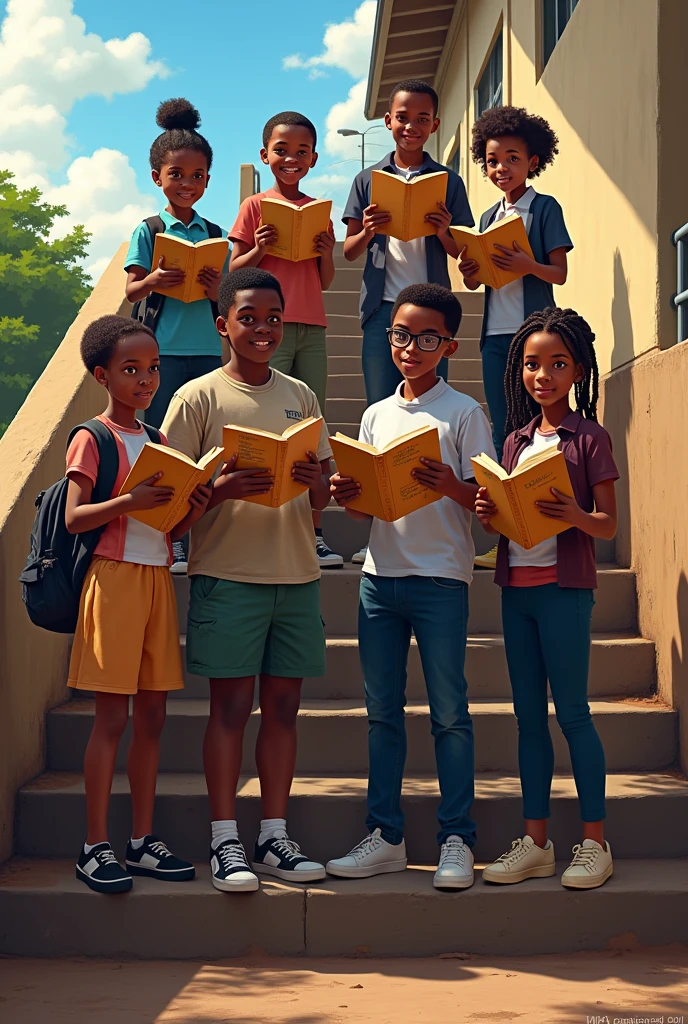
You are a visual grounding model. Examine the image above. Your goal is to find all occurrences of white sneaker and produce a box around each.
[326,828,407,878]
[170,541,188,575]
[351,545,367,565]
[561,839,613,890]
[482,835,556,884]
[433,836,474,890]
[315,536,344,569]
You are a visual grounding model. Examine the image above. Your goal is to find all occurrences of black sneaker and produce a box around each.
[125,835,195,881]
[76,842,133,894]
[210,839,259,892]
[315,536,344,568]
[253,834,326,882]
[170,541,188,575]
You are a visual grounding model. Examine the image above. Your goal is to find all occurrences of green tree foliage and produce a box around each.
[0,170,92,434]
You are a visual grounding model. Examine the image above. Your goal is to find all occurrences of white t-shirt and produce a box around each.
[382,165,428,303]
[485,186,537,336]
[119,430,170,567]
[508,428,561,567]
[360,378,496,582]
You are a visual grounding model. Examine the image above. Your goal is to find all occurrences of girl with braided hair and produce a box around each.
[475,307,619,890]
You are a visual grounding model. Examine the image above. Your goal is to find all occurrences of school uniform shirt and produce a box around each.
[485,185,537,336]
[161,368,333,584]
[494,410,620,590]
[125,209,229,358]
[479,191,573,349]
[360,378,495,583]
[229,189,332,327]
[342,151,474,325]
[66,415,171,566]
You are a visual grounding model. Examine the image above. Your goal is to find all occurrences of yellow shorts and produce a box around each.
[68,557,184,695]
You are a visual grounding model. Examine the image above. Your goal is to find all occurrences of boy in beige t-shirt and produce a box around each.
[162,267,332,893]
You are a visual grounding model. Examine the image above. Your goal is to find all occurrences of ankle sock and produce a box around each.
[129,836,147,849]
[83,841,105,854]
[258,817,288,845]
[211,819,239,849]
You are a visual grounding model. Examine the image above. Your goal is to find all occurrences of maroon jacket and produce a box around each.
[494,410,619,590]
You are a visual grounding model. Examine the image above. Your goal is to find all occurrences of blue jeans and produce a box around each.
[359,573,476,847]
[362,302,448,406]
[481,333,513,463]
[146,354,222,428]
[501,584,606,822]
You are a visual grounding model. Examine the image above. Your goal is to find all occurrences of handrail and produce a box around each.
[671,221,688,342]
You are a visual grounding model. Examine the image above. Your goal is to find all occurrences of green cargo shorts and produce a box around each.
[269,322,327,410]
[186,576,326,679]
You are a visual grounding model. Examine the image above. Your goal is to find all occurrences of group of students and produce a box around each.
[65,79,619,897]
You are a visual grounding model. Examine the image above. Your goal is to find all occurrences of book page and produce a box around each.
[405,172,448,242]
[184,238,228,303]
[470,459,520,544]
[222,426,278,507]
[509,449,573,549]
[370,171,407,241]
[382,427,443,521]
[261,199,297,260]
[329,437,386,520]
[278,417,324,506]
[294,200,332,262]
[482,213,534,290]
[151,235,194,301]
[119,442,197,532]
[449,227,496,289]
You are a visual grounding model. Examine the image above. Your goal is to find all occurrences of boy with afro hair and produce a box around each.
[460,106,572,495]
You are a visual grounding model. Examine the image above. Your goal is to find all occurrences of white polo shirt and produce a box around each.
[485,186,537,336]
[360,378,496,583]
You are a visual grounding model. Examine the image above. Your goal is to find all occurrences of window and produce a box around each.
[542,0,579,68]
[476,33,503,118]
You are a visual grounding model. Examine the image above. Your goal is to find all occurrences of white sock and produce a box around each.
[83,841,106,854]
[258,817,288,845]
[129,836,147,848]
[211,819,238,849]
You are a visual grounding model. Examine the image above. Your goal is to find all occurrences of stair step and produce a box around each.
[47,698,676,775]
[172,566,639,635]
[16,771,688,863]
[173,632,654,701]
[324,291,363,317]
[1,857,685,958]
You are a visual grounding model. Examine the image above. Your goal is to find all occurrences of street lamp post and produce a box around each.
[337,125,385,171]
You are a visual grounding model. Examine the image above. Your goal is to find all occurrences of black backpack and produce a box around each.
[130,215,223,332]
[19,418,161,634]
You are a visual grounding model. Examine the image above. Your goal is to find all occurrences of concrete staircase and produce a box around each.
[1,244,687,959]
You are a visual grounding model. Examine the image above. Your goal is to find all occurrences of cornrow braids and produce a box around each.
[504,307,599,435]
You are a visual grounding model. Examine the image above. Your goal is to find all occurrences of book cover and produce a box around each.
[370,170,448,243]
[222,417,323,507]
[329,425,443,522]
[150,234,229,303]
[450,213,534,289]
[260,198,332,262]
[119,442,225,533]
[470,446,574,549]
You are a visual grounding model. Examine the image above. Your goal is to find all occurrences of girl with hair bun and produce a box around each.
[124,98,229,572]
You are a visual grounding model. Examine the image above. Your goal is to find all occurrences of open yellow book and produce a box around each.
[470,447,574,550]
[450,213,534,289]
[260,197,332,262]
[222,417,323,507]
[119,443,226,533]
[329,425,442,522]
[370,169,448,243]
[151,233,229,303]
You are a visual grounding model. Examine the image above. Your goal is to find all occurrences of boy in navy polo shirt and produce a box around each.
[343,79,473,408]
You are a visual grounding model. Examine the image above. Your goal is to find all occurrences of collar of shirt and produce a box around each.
[514,408,583,444]
[376,151,444,175]
[160,208,206,233]
[500,185,536,216]
[393,377,448,408]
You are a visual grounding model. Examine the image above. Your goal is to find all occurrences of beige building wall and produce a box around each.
[0,246,130,862]
[435,0,660,374]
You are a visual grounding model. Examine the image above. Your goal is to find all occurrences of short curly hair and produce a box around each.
[389,79,439,116]
[218,268,285,320]
[262,111,317,150]
[80,316,157,375]
[149,98,213,172]
[471,105,559,177]
[391,283,463,337]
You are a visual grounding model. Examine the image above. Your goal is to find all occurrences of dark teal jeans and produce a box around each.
[501,584,606,822]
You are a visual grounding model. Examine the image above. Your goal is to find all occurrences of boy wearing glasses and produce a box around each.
[327,285,495,890]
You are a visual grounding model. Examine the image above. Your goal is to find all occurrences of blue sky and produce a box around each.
[0,0,382,277]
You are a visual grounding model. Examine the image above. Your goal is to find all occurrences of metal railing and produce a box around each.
[671,221,688,342]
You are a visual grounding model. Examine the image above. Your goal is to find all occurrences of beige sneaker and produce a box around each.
[474,544,498,569]
[561,839,613,889]
[482,835,556,884]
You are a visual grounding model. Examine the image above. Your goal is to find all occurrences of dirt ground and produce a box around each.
[0,947,687,1024]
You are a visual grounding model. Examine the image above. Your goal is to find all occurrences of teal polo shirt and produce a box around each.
[125,209,230,357]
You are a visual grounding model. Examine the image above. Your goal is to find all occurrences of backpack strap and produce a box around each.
[141,422,162,444]
[66,418,120,506]
[130,217,167,329]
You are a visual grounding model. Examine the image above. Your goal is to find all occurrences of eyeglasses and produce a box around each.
[386,327,453,352]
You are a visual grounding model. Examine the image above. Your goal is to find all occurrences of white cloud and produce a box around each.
[0,0,167,280]
[306,173,354,194]
[323,79,389,164]
[283,0,376,80]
